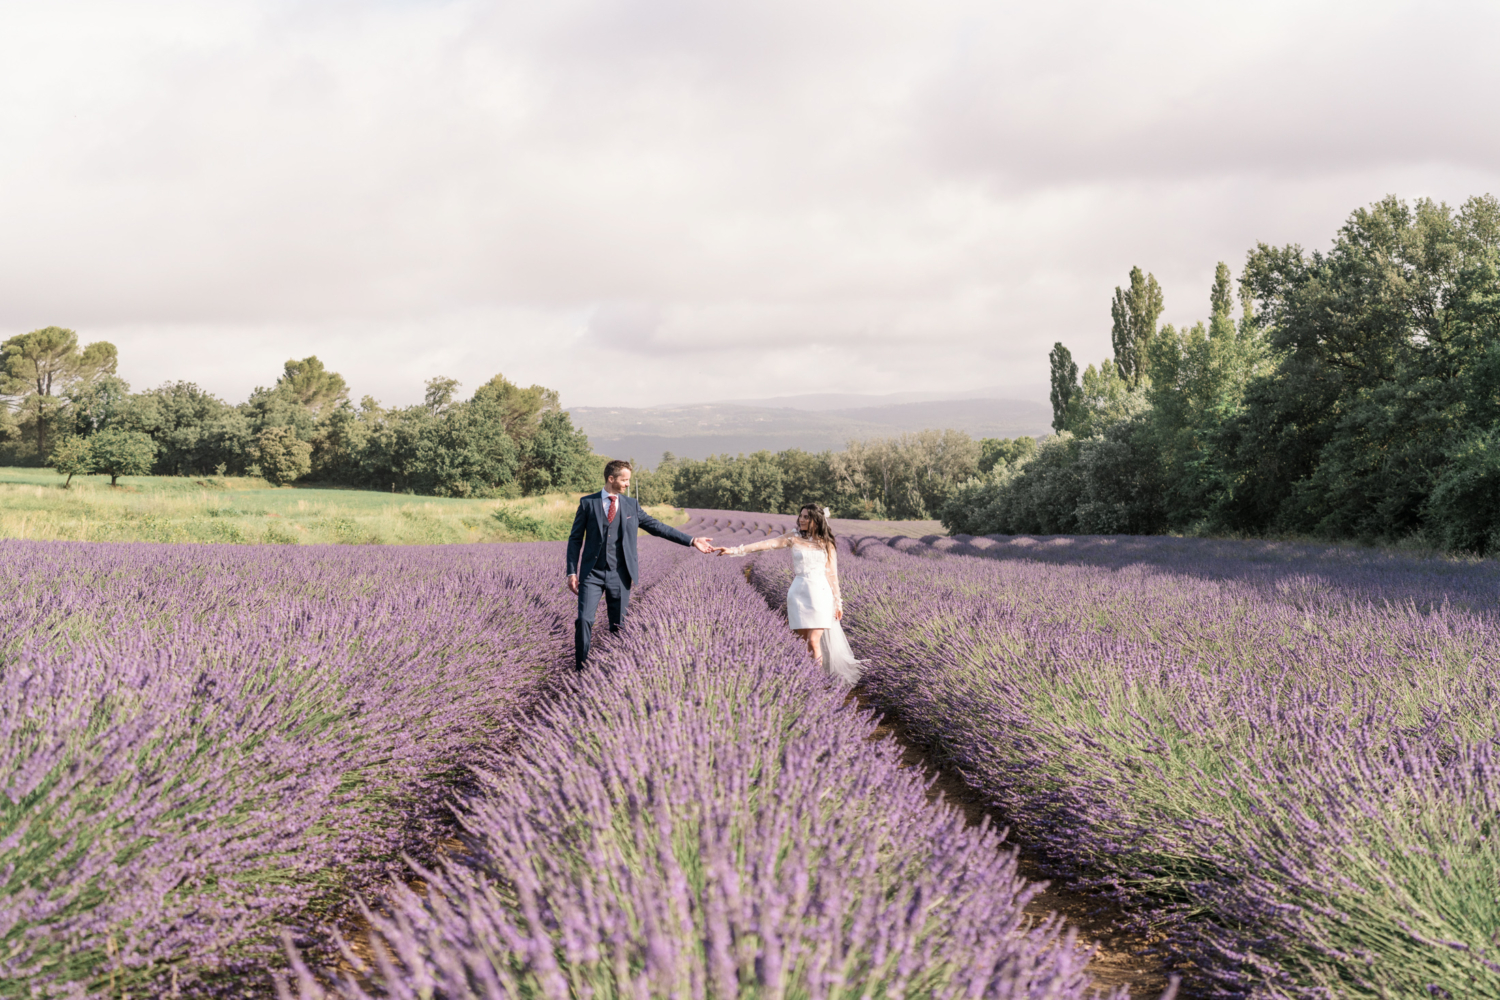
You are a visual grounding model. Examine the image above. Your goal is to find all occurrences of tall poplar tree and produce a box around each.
[1110,267,1164,387]
[1048,342,1082,433]
[1209,261,1236,341]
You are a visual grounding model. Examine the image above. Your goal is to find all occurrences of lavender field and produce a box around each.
[6,518,1497,998]
[736,515,1500,997]
[0,540,575,996]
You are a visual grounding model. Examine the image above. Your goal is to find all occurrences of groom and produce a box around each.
[566,459,715,669]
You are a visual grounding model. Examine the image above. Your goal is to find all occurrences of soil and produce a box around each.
[859,696,1174,998]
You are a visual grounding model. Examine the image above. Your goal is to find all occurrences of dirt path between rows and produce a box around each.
[858,694,1174,997]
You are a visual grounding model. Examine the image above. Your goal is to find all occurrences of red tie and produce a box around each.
[606,495,617,524]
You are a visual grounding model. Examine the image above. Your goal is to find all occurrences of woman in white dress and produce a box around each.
[715,505,863,683]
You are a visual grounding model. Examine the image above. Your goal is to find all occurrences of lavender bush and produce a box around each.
[290,546,1110,999]
[0,540,574,997]
[822,528,1500,997]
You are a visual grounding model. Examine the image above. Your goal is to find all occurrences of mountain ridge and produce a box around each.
[569,394,1053,466]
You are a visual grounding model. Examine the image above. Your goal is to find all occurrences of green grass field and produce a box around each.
[0,467,686,545]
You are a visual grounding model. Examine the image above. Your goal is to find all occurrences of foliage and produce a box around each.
[46,436,93,487]
[1425,427,1500,555]
[636,430,988,521]
[252,425,313,485]
[1048,342,1082,433]
[941,192,1500,554]
[88,427,156,486]
[0,326,117,460]
[1110,265,1163,388]
[978,434,1037,473]
[275,356,349,414]
[0,348,601,500]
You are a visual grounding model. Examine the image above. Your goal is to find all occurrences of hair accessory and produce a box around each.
[823,507,831,518]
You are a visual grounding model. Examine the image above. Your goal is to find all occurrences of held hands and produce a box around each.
[691,537,715,554]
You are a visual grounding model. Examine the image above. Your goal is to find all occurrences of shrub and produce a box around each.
[89,428,157,486]
[47,436,94,487]
[252,426,312,486]
[1426,427,1500,555]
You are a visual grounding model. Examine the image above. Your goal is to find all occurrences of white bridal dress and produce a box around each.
[726,535,864,685]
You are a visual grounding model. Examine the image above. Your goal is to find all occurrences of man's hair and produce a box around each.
[603,459,632,481]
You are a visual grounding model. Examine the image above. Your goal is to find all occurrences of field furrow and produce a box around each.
[292,545,1108,999]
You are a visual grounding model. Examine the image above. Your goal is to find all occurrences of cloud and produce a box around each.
[0,0,1495,408]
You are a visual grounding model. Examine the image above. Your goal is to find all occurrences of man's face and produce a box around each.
[607,469,632,494]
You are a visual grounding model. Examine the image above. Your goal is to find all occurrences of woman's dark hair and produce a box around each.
[797,503,836,552]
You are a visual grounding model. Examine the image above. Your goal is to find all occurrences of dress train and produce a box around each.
[819,620,864,685]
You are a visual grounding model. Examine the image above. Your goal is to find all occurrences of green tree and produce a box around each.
[1219,195,1500,540]
[1074,357,1140,438]
[277,357,349,414]
[0,327,117,460]
[66,374,132,436]
[130,381,251,475]
[471,374,560,441]
[632,453,681,506]
[252,426,313,486]
[1110,267,1164,387]
[1049,343,1083,433]
[979,436,1038,473]
[90,428,156,486]
[1426,427,1500,555]
[48,436,94,487]
[424,376,460,415]
[519,409,595,495]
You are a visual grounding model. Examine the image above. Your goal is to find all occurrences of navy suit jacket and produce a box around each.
[566,492,693,586]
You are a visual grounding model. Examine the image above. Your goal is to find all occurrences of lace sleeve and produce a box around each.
[827,545,842,611]
[722,535,796,557]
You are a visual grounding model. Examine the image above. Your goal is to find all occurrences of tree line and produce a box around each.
[942,194,1500,556]
[0,338,598,497]
[630,432,1037,520]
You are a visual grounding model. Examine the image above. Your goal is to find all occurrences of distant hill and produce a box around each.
[570,392,1053,466]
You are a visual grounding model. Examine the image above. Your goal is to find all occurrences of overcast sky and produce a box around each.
[1,1,1496,409]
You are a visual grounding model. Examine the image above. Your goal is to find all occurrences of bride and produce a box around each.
[714,504,863,684]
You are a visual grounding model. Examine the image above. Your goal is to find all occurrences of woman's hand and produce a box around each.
[711,546,730,556]
[834,608,843,621]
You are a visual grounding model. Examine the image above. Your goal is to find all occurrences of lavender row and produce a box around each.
[826,534,1500,996]
[0,539,580,998]
[288,548,1112,999]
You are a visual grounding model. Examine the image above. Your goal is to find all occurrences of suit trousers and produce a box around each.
[574,567,631,669]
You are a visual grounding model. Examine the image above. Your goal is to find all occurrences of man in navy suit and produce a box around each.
[566,459,715,669]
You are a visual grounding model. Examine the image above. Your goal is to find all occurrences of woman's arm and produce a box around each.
[826,545,843,617]
[718,535,796,557]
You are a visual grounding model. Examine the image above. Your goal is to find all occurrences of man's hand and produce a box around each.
[691,537,715,553]
[568,574,579,595]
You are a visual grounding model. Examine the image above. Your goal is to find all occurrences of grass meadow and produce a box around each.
[0,466,686,545]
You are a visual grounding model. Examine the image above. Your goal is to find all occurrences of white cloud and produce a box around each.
[0,0,1495,408]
